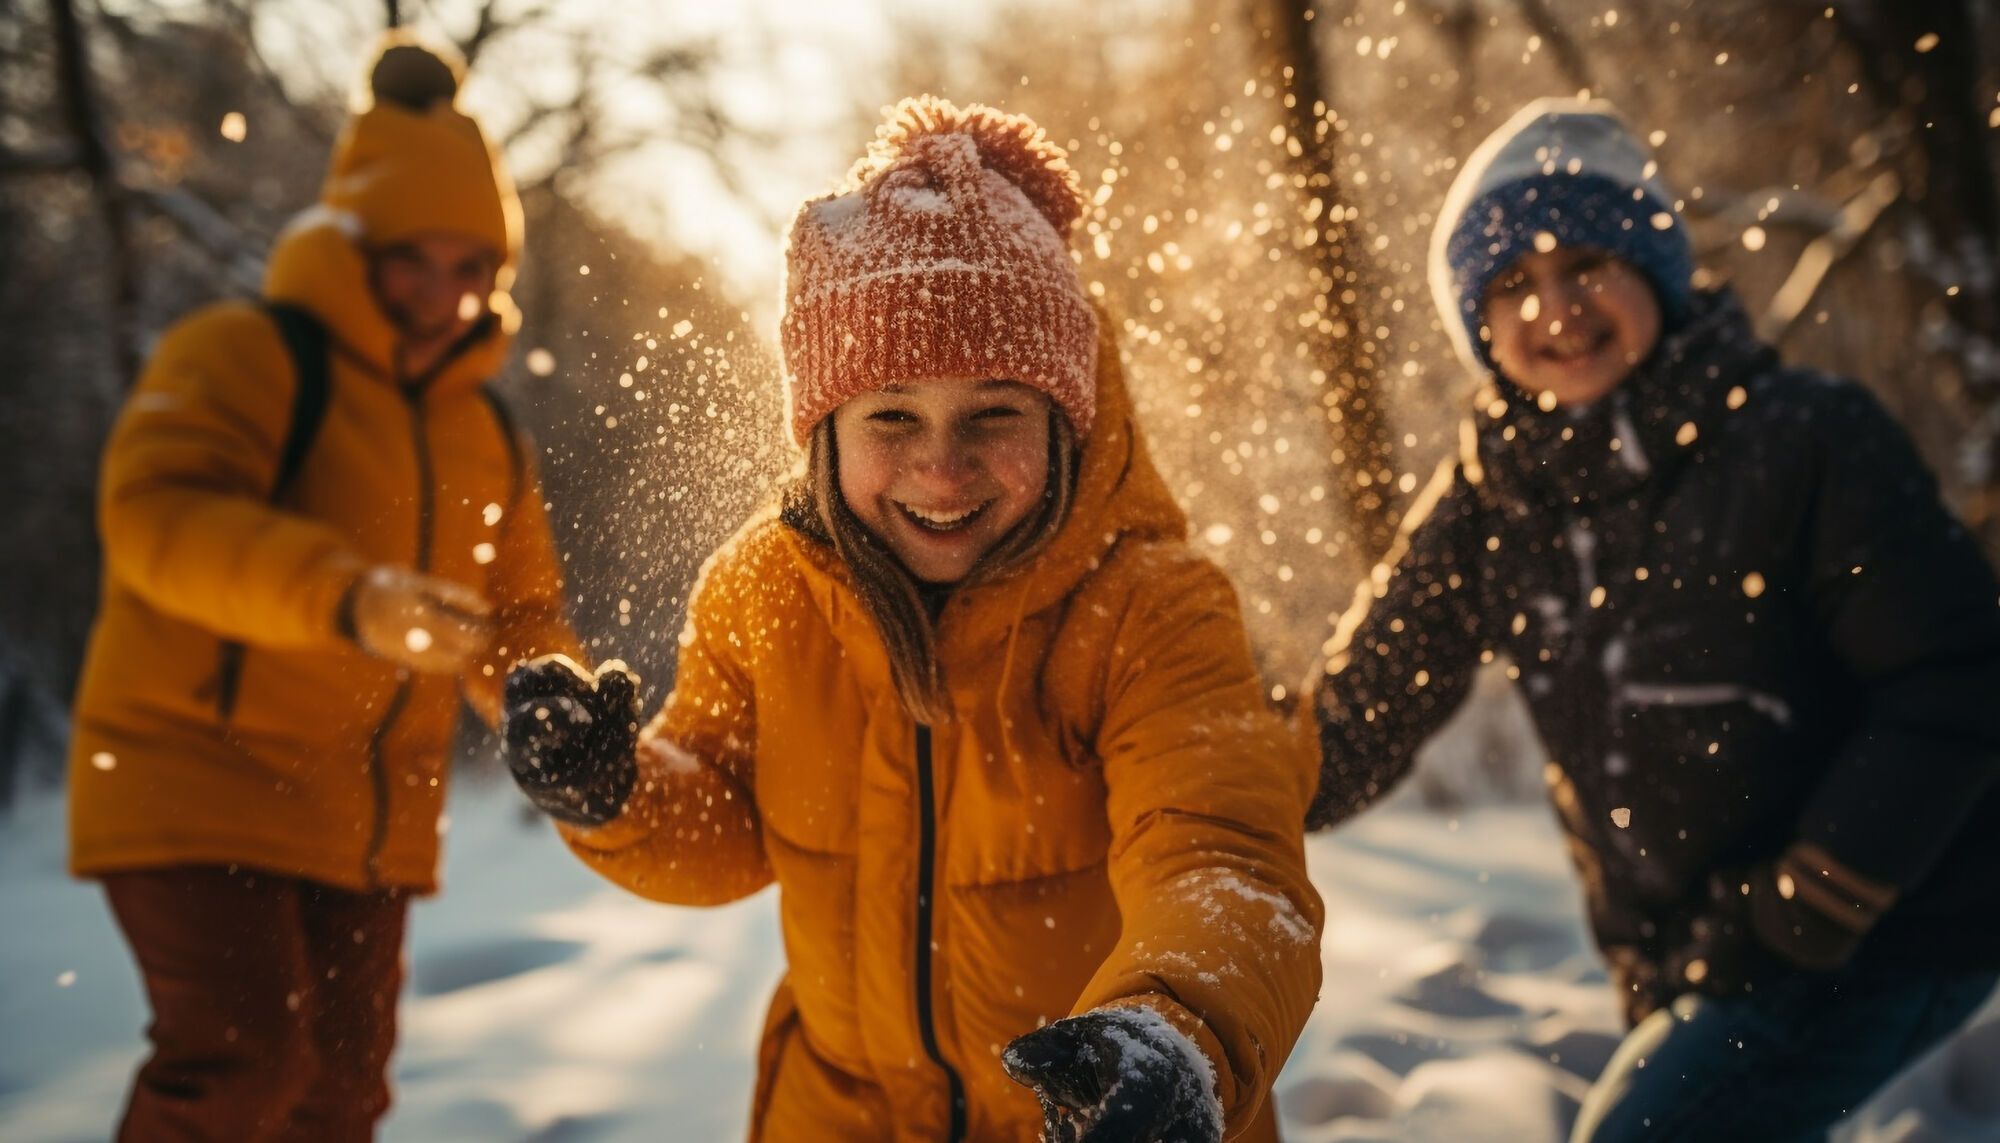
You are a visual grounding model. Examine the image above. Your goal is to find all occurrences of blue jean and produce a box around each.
[1570,966,1998,1143]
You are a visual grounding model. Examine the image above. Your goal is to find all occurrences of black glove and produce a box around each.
[1001,1008,1223,1143]
[502,654,640,826]
[1665,847,1895,997]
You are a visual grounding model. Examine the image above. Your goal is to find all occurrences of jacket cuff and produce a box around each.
[1098,994,1243,1128]
[1773,840,1898,932]
[333,569,367,644]
[1749,840,1899,971]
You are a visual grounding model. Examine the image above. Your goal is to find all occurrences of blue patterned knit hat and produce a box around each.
[1429,98,1694,373]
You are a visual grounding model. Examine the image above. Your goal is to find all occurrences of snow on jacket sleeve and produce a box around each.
[464,444,582,725]
[1793,379,2000,889]
[1072,545,1325,1137]
[97,306,369,648]
[1307,457,1488,829]
[557,534,772,906]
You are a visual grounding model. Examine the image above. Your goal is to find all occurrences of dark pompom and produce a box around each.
[370,42,460,112]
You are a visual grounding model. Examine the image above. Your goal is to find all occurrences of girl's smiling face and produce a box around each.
[832,377,1054,585]
[1482,245,1663,407]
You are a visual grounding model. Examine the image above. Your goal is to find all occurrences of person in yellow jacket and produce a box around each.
[66,37,578,1142]
[501,97,1324,1143]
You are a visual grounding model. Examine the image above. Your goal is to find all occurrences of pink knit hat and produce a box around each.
[779,96,1099,445]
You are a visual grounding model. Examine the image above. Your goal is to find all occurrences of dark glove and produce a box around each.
[502,654,640,826]
[1001,1007,1223,1143]
[1666,845,1898,996]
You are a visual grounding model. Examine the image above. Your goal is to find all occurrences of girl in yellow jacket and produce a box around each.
[503,97,1323,1143]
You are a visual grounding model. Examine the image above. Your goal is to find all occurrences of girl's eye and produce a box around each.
[866,409,918,425]
[1491,274,1528,298]
[970,405,1025,421]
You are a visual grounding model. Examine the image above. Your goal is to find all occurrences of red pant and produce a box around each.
[103,866,409,1142]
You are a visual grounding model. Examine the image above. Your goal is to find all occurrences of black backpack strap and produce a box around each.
[479,386,527,515]
[261,302,332,503]
[208,302,332,726]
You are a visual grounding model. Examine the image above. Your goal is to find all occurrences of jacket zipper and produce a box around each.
[361,383,435,885]
[913,723,967,1141]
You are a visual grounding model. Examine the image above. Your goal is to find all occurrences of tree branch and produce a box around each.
[125,178,266,294]
[1759,170,1902,344]
[460,0,552,68]
[1513,0,1595,94]
[0,143,85,174]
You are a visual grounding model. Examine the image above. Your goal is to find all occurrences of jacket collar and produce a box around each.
[262,206,513,396]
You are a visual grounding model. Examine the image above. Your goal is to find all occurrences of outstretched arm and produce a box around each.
[1057,547,1324,1138]
[1307,457,1489,829]
[505,541,773,907]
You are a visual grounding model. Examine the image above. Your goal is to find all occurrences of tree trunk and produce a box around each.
[1248,0,1400,564]
[1833,0,2000,538]
[48,0,142,386]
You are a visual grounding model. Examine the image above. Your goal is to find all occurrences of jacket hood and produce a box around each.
[263,206,515,394]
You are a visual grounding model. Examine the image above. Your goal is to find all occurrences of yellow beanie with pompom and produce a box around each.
[320,32,520,261]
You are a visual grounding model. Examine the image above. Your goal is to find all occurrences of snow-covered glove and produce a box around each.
[1001,1007,1224,1143]
[502,654,640,826]
[1667,844,1898,996]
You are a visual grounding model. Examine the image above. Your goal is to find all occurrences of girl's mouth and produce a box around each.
[895,499,992,534]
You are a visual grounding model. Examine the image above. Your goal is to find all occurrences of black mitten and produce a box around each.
[1664,845,1894,998]
[502,654,640,826]
[1001,1007,1223,1143]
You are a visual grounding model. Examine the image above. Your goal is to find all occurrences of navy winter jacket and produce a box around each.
[1310,289,2000,973]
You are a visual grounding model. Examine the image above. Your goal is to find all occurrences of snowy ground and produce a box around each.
[3,776,1996,1142]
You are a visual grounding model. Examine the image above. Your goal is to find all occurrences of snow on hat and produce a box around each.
[321,32,521,261]
[779,95,1099,445]
[1429,97,1693,373]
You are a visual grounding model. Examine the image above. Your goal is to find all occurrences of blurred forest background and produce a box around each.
[2,0,1996,806]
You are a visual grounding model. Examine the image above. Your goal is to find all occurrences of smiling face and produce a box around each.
[831,377,1054,585]
[1482,246,1664,407]
[366,230,501,360]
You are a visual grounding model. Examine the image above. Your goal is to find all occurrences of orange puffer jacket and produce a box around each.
[561,342,1324,1141]
[68,210,576,893]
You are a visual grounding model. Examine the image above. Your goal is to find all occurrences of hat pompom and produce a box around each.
[852,95,1084,232]
[369,37,463,112]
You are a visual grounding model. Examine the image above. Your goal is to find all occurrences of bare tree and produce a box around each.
[48,0,141,382]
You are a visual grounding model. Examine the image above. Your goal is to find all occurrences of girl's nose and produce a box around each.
[908,430,980,483]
